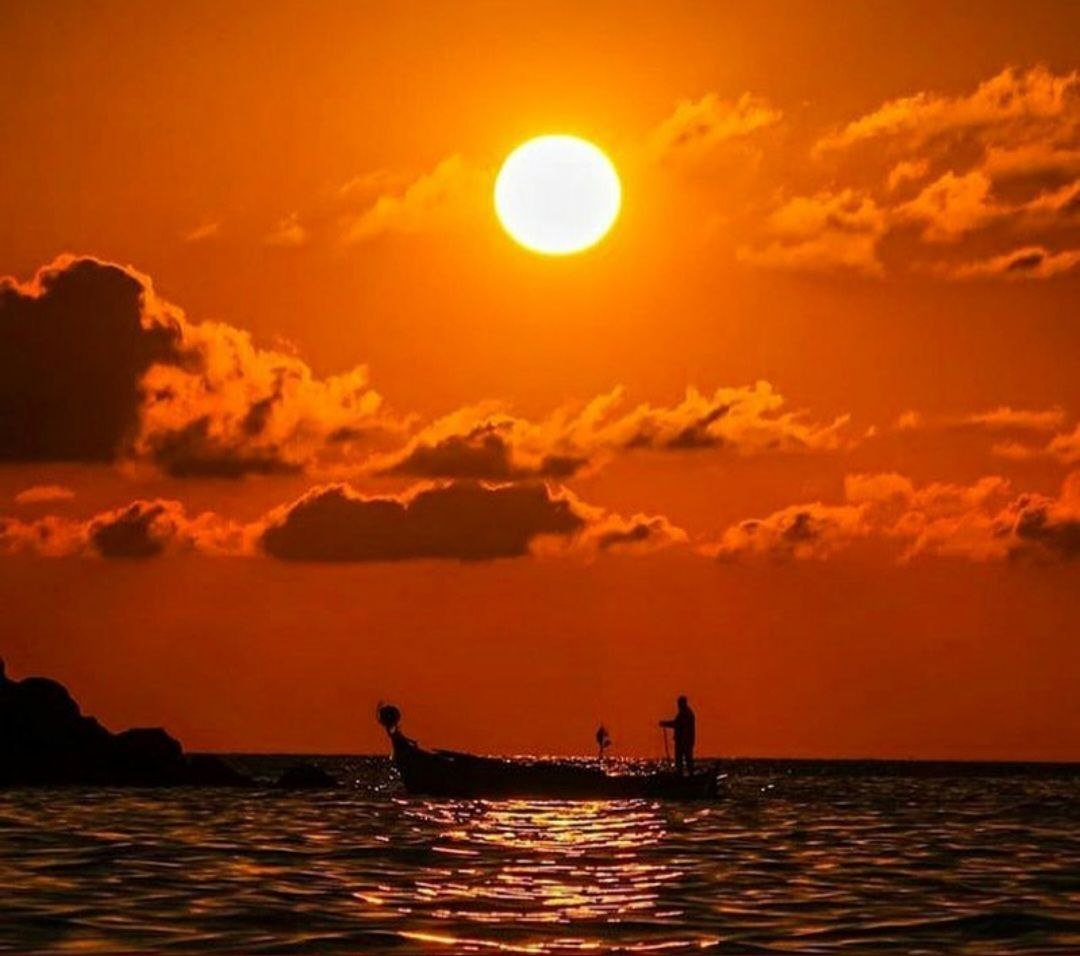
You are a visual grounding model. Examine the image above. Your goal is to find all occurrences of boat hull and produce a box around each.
[390,733,717,800]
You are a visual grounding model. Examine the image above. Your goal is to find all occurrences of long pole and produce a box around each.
[662,726,670,763]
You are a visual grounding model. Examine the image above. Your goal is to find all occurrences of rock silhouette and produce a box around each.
[0,659,250,787]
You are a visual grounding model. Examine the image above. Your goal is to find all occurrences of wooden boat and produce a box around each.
[379,706,718,800]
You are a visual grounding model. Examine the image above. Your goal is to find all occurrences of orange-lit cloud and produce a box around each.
[963,406,1067,432]
[0,499,245,559]
[813,65,1078,156]
[13,485,77,506]
[710,471,1080,564]
[182,221,221,243]
[138,316,387,478]
[0,481,685,563]
[737,189,887,275]
[375,381,852,480]
[341,155,487,242]
[940,245,1080,280]
[893,405,1068,435]
[263,213,308,247]
[0,256,391,477]
[650,91,781,164]
[735,66,1079,278]
[994,422,1080,465]
[3,257,861,482]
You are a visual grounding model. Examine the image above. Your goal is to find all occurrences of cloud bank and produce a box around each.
[0,256,389,477]
[0,481,683,563]
[710,471,1080,564]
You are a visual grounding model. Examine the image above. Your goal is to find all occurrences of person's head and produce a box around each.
[377,703,402,732]
[677,695,688,710]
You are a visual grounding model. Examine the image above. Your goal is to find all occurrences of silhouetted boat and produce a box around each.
[379,706,718,800]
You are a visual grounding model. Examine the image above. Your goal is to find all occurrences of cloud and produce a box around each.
[263,213,308,247]
[896,170,1000,241]
[0,514,85,558]
[650,92,781,163]
[710,502,869,561]
[708,471,1080,564]
[13,485,76,506]
[994,422,1080,465]
[0,256,184,463]
[379,416,587,481]
[887,158,931,192]
[183,222,221,243]
[1,481,684,564]
[897,169,1079,244]
[88,501,194,559]
[940,245,1080,280]
[258,480,686,562]
[963,406,1067,432]
[0,256,389,477]
[0,498,246,559]
[982,143,1080,191]
[341,156,486,242]
[259,481,584,562]
[896,405,1068,434]
[1006,471,1080,562]
[813,65,1079,156]
[374,382,851,481]
[589,513,688,555]
[1046,426,1080,464]
[737,190,887,275]
[0,258,854,483]
[732,67,1080,279]
[137,317,387,478]
[602,382,851,453]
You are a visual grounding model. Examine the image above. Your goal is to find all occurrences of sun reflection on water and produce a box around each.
[359,799,718,952]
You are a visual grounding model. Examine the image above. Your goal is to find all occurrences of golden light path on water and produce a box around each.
[5,762,1078,953]
[359,799,721,952]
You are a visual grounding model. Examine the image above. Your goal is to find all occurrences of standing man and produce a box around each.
[659,696,696,775]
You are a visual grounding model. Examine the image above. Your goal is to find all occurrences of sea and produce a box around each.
[1,755,1078,954]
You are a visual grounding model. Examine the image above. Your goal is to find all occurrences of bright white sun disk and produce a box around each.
[494,135,621,255]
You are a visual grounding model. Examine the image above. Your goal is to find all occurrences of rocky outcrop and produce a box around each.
[0,659,251,787]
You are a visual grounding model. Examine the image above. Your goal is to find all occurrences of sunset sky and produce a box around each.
[1,0,1077,759]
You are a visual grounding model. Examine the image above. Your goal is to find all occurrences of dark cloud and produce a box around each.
[0,256,388,476]
[147,417,302,479]
[88,502,177,559]
[376,384,849,483]
[594,515,686,553]
[659,403,732,450]
[1011,500,1080,561]
[261,481,586,562]
[712,502,868,561]
[383,423,586,481]
[0,257,182,462]
[943,245,1080,280]
[712,472,1080,564]
[1,481,684,563]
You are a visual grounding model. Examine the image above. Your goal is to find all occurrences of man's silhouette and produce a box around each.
[659,696,696,775]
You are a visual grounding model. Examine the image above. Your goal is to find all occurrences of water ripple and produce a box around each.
[0,758,1077,953]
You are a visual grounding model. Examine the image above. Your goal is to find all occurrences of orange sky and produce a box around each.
[1,0,1077,759]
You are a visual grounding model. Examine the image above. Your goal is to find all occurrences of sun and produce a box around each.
[494,135,621,256]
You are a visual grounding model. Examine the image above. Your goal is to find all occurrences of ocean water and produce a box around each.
[0,756,1078,954]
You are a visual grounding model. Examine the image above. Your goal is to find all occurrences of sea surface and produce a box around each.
[0,755,1078,954]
